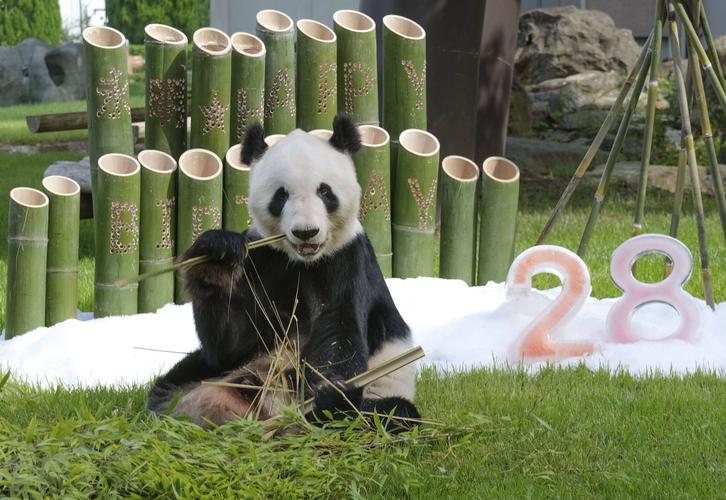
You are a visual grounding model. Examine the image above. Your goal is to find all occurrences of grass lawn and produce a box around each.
[0,148,725,496]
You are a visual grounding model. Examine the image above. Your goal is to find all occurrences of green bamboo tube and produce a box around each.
[440,156,479,285]
[223,144,251,232]
[333,10,379,125]
[309,129,332,140]
[144,24,188,160]
[256,10,296,134]
[83,26,134,215]
[138,150,177,313]
[700,2,726,91]
[5,188,48,338]
[42,176,80,326]
[477,157,520,285]
[296,19,337,131]
[382,15,426,167]
[230,32,266,146]
[95,154,141,318]
[264,134,286,147]
[190,28,232,162]
[392,129,439,278]
[175,149,223,303]
[353,125,393,276]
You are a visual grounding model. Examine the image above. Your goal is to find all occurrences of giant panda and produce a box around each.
[147,115,420,429]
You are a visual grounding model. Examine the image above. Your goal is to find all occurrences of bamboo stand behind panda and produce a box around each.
[147,115,420,428]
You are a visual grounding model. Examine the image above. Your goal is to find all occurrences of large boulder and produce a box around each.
[0,38,85,106]
[516,6,640,85]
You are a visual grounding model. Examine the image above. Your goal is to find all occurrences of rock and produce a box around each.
[44,157,93,218]
[505,136,608,172]
[508,77,533,136]
[516,6,640,85]
[0,38,85,106]
[558,109,610,132]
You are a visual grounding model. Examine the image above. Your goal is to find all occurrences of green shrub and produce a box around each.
[106,0,209,44]
[0,0,62,45]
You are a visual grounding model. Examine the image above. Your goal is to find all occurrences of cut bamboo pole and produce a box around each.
[353,125,393,276]
[231,32,266,146]
[577,45,652,258]
[144,24,188,159]
[42,176,80,326]
[223,144,252,232]
[392,129,440,278]
[175,149,224,303]
[256,10,296,134]
[190,28,232,162]
[667,1,715,309]
[333,10,379,125]
[308,129,332,140]
[382,15,426,168]
[138,150,177,313]
[699,1,726,92]
[296,19,337,131]
[264,134,286,147]
[95,154,141,318]
[83,26,134,220]
[5,188,48,338]
[440,156,479,284]
[536,30,654,244]
[633,1,664,236]
[477,157,520,285]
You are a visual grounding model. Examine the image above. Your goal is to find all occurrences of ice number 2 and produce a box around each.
[506,246,595,360]
[606,234,699,343]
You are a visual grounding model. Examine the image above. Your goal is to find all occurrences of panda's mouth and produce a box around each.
[295,242,322,257]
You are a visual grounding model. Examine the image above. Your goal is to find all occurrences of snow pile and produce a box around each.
[1,277,725,388]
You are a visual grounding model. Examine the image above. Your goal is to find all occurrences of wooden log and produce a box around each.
[392,129,439,278]
[477,157,520,285]
[5,188,49,338]
[231,32,266,146]
[333,10,379,125]
[175,149,223,303]
[144,24,188,160]
[138,150,177,313]
[257,9,297,134]
[296,19,337,131]
[27,108,145,133]
[353,125,393,276]
[190,28,232,162]
[42,176,80,326]
[94,153,141,317]
[383,15,426,168]
[223,144,251,232]
[439,155,479,284]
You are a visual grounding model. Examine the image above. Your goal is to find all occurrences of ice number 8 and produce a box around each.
[606,234,699,343]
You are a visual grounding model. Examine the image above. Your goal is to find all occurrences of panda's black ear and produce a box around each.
[241,122,268,165]
[329,114,361,155]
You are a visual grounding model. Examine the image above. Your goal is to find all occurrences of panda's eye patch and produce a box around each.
[268,187,289,217]
[317,183,339,213]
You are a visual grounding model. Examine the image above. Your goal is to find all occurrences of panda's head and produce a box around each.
[243,115,363,264]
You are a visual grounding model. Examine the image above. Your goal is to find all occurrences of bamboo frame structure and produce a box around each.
[296,19,337,131]
[230,32,266,146]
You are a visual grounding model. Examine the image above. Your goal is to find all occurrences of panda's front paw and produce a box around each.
[183,230,247,266]
[309,380,363,421]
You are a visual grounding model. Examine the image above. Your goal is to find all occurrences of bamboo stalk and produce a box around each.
[257,10,296,134]
[144,24,188,159]
[83,26,135,243]
[699,1,726,92]
[223,144,252,232]
[478,157,520,285]
[439,156,479,284]
[392,129,440,278]
[138,150,177,313]
[95,154,140,318]
[175,149,224,303]
[230,32,266,146]
[264,134,286,147]
[333,10,379,125]
[42,176,80,326]
[577,45,652,257]
[383,15,426,168]
[536,30,654,244]
[296,19,337,131]
[633,0,664,236]
[5,188,48,338]
[308,129,332,140]
[353,125,393,276]
[190,28,232,162]
[667,0,715,309]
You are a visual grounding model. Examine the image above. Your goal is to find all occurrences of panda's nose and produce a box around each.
[292,227,319,241]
